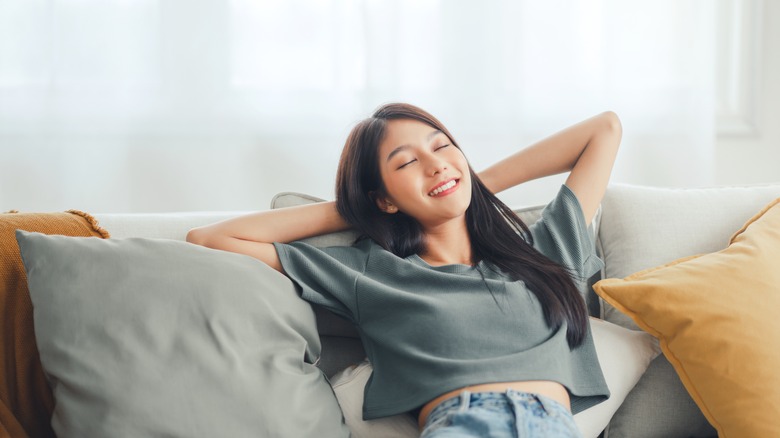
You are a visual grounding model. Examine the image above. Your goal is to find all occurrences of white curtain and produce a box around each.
[0,0,715,213]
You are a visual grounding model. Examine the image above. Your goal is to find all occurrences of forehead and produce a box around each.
[379,119,440,157]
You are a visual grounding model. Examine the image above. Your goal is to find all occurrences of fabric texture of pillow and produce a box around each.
[597,183,780,438]
[594,197,780,438]
[329,318,659,438]
[0,210,109,438]
[16,230,349,438]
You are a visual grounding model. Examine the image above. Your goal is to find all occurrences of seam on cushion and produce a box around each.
[594,287,655,336]
[728,197,780,244]
[595,282,709,419]
[601,283,725,437]
[657,344,723,434]
[595,256,730,380]
[622,254,702,280]
[66,209,111,238]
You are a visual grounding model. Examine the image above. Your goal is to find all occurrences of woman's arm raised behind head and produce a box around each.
[477,111,622,226]
[186,201,350,273]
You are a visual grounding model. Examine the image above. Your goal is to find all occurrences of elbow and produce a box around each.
[598,111,622,153]
[186,227,212,247]
[602,111,622,135]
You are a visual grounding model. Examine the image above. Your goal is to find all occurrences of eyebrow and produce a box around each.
[386,129,443,162]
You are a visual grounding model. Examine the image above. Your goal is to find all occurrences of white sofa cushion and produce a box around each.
[597,182,780,438]
[94,211,251,240]
[598,182,780,328]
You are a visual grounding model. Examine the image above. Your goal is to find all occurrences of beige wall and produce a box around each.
[715,0,780,185]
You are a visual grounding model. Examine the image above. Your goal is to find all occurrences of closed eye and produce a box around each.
[435,144,451,151]
[397,158,417,170]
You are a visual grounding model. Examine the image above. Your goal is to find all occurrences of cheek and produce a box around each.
[392,174,420,197]
[460,173,474,198]
[455,152,470,169]
[381,172,411,200]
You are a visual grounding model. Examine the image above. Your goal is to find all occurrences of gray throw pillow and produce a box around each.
[16,230,349,438]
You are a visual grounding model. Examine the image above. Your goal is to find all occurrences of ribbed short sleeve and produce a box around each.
[272,240,369,323]
[529,184,604,281]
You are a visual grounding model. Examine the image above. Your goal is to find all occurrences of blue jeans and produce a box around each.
[420,389,583,438]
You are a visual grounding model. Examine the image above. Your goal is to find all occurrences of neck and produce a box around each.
[419,219,473,266]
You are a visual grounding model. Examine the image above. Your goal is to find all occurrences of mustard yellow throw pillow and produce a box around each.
[593,198,780,438]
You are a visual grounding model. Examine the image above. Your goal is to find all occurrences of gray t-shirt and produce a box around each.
[273,184,609,420]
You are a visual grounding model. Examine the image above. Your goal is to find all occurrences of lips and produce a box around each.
[428,179,458,197]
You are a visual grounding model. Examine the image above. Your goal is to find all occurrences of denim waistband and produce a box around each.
[425,389,565,428]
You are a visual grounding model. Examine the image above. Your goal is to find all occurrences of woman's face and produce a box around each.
[375,118,472,230]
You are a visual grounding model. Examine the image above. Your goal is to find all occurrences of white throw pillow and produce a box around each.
[574,318,660,437]
[330,361,420,437]
[329,318,659,438]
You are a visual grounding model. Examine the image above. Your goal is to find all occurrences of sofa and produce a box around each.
[3,182,780,438]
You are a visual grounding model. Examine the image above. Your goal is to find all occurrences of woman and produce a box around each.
[187,103,621,437]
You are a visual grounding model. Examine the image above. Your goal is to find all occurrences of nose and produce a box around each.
[426,156,448,176]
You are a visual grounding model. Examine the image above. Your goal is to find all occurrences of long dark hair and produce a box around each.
[335,103,588,348]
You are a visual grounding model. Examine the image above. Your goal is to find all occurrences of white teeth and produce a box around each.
[428,180,457,197]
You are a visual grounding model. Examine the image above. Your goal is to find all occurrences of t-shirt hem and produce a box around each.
[361,382,609,420]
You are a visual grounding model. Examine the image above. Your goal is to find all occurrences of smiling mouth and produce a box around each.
[428,179,458,197]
